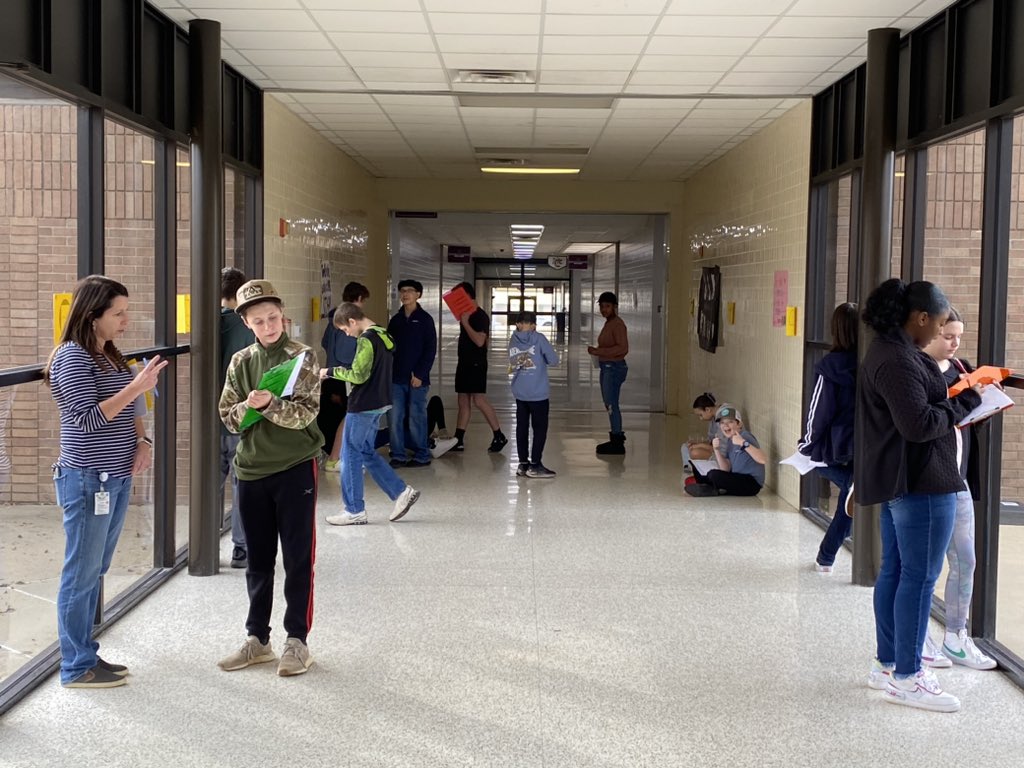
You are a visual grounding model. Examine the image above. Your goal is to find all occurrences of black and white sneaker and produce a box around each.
[526,464,556,479]
[488,433,508,453]
[390,486,420,522]
[516,462,529,477]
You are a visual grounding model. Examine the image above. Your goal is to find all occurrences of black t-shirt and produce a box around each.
[942,360,971,480]
[458,308,489,364]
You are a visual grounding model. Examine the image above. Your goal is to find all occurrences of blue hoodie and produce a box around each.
[508,329,559,401]
[798,349,857,465]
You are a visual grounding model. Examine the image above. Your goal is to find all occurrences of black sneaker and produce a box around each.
[526,464,556,479]
[684,483,719,497]
[389,458,409,468]
[488,433,508,453]
[96,656,129,677]
[63,666,127,688]
[231,546,247,569]
[516,462,529,476]
[409,459,431,468]
[451,441,465,452]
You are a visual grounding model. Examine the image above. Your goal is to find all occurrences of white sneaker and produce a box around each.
[814,561,834,574]
[943,629,997,670]
[326,511,367,526]
[884,669,961,713]
[430,437,458,459]
[390,485,420,522]
[922,633,952,668]
[867,659,894,690]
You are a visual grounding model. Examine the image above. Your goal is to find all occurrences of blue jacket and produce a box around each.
[387,305,437,385]
[508,329,559,401]
[798,349,856,465]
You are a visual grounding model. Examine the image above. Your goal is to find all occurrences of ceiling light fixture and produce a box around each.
[482,167,580,175]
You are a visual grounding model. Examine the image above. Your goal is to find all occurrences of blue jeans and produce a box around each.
[220,433,245,547]
[874,492,956,677]
[599,361,628,434]
[815,463,853,567]
[390,383,430,463]
[53,467,132,684]
[342,410,407,514]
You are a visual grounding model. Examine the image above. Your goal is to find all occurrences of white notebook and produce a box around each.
[957,387,1014,428]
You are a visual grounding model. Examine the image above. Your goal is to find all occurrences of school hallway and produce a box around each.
[2,410,1023,768]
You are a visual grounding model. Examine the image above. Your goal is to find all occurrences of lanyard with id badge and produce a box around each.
[95,472,110,516]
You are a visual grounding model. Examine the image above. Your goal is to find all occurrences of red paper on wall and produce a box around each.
[442,285,475,320]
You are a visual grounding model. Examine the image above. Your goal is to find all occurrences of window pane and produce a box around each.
[177,146,190,346]
[892,153,905,278]
[225,165,245,270]
[104,118,156,351]
[0,76,78,372]
[175,355,190,551]
[998,113,1024,657]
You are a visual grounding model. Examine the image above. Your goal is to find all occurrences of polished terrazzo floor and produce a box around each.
[2,410,1024,767]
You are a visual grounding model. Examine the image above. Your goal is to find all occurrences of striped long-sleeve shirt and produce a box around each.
[49,342,139,478]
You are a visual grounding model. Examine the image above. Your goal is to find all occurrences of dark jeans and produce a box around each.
[705,469,761,496]
[816,463,853,567]
[599,360,628,434]
[237,459,318,644]
[515,399,550,465]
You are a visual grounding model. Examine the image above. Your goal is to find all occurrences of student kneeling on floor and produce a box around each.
[685,404,765,497]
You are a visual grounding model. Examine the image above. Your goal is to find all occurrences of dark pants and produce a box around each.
[515,399,550,465]
[428,395,446,435]
[237,459,318,645]
[705,469,761,496]
[816,463,853,567]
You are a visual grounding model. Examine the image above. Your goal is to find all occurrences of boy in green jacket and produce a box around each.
[217,279,323,678]
[320,302,420,526]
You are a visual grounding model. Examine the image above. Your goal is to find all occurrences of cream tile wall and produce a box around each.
[679,102,813,507]
[262,95,388,360]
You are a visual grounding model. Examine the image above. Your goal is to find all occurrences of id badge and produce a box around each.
[94,491,111,516]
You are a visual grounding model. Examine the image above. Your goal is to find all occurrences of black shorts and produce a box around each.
[455,360,487,394]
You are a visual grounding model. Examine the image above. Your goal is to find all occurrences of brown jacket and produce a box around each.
[596,316,629,361]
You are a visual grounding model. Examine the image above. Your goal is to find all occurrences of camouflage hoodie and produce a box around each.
[219,333,323,481]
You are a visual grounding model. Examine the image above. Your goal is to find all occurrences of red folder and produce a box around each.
[947,365,1012,396]
[442,285,475,320]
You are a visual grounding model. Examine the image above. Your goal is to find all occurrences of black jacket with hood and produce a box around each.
[798,349,857,466]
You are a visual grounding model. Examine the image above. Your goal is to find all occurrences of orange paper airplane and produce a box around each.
[947,365,1012,396]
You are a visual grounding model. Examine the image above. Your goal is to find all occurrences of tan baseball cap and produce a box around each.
[235,279,282,314]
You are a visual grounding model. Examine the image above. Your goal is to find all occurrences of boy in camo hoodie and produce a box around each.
[217,279,323,678]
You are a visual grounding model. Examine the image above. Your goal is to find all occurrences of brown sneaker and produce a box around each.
[277,637,313,677]
[218,636,276,671]
[62,666,127,688]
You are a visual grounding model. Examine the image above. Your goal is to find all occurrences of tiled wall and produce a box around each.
[261,96,388,359]
[679,102,813,507]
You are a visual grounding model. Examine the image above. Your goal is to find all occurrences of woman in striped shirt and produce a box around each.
[43,276,166,689]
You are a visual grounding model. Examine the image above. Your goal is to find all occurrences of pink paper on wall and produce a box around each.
[773,270,789,327]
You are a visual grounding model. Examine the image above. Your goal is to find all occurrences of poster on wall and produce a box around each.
[698,266,721,353]
[320,262,332,318]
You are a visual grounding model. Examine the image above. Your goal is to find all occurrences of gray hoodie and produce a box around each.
[508,329,559,402]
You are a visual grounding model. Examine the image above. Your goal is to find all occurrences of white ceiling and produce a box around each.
[151,0,948,181]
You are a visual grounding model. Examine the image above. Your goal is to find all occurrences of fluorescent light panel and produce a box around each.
[482,167,580,175]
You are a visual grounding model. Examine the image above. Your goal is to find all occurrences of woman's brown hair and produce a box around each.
[830,302,859,352]
[43,275,131,383]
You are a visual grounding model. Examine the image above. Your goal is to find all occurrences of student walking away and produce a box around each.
[320,302,420,526]
[798,303,858,575]
[508,311,560,478]
[685,404,765,497]
[320,282,370,473]
[919,307,997,671]
[45,275,168,688]
[587,291,629,455]
[452,281,507,453]
[858,279,982,713]
[220,268,255,569]
[681,392,720,470]
[387,279,437,468]
[218,279,323,678]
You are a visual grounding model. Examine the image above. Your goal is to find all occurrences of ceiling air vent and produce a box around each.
[454,69,536,85]
[481,158,527,167]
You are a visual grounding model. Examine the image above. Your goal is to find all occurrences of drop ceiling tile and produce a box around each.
[548,0,668,12]
[258,65,360,81]
[614,98,701,111]
[327,32,436,51]
[709,84,809,95]
[809,72,843,89]
[655,15,776,37]
[645,36,756,56]
[238,49,346,67]
[352,67,448,83]
[442,53,538,70]
[788,0,919,14]
[343,51,442,68]
[292,92,377,105]
[541,54,638,71]
[535,83,627,93]
[302,0,420,8]
[624,84,716,94]
[542,36,647,55]
[628,71,722,86]
[221,31,332,49]
[534,107,612,119]
[309,10,430,34]
[830,55,866,72]
[426,0,543,10]
[430,13,541,35]
[538,70,629,86]
[544,14,658,36]
[735,55,841,72]
[636,54,738,72]
[190,9,316,30]
[374,94,456,106]
[718,71,815,87]
[434,34,539,54]
[746,37,862,56]
[767,17,897,38]
[910,0,956,15]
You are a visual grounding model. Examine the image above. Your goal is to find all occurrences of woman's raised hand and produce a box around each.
[135,355,168,393]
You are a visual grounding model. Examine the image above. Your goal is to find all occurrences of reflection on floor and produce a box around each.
[3,412,1024,767]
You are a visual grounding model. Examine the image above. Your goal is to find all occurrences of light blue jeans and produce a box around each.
[342,410,406,514]
[874,492,956,677]
[54,466,132,684]
[944,489,976,633]
[220,433,245,547]
[599,360,628,434]
[390,383,430,463]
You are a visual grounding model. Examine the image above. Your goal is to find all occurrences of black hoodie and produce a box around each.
[798,349,856,465]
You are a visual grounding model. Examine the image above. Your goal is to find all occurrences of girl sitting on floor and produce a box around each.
[685,404,765,497]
